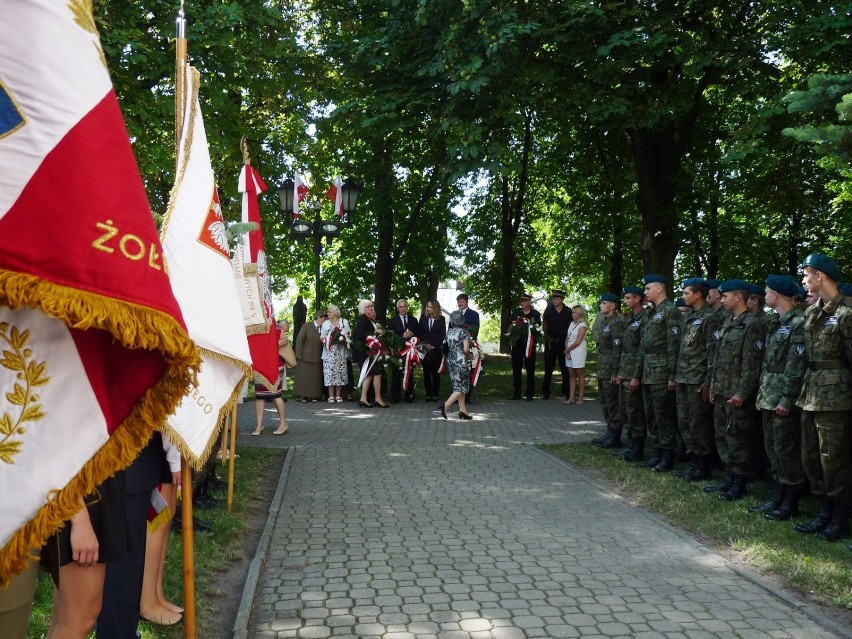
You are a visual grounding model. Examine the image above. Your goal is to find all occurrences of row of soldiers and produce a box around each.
[591,253,852,548]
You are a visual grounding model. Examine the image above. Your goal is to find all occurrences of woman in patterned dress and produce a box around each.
[320,304,351,403]
[440,310,473,420]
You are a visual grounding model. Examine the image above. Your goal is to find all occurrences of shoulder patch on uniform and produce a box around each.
[713,330,721,341]
[631,320,641,327]
[825,316,838,326]
[754,339,764,351]
[654,312,663,320]
[671,326,680,335]
[603,325,611,332]
[794,344,805,357]
[613,338,621,346]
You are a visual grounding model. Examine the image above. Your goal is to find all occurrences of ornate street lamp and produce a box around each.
[277,176,362,310]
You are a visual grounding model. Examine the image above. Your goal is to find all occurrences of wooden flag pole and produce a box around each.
[220,411,229,466]
[227,402,238,511]
[174,4,196,639]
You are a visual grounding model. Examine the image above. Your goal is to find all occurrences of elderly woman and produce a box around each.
[440,310,473,420]
[294,311,325,402]
[353,299,388,408]
[320,304,351,403]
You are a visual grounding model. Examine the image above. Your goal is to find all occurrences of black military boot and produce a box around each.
[794,497,833,534]
[651,448,675,473]
[673,453,695,478]
[720,474,748,501]
[704,472,734,493]
[636,448,663,468]
[597,427,623,449]
[618,437,644,462]
[748,482,784,514]
[817,503,850,542]
[591,430,610,445]
[765,483,804,521]
[684,455,713,482]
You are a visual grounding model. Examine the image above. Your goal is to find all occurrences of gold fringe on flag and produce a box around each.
[0,268,200,585]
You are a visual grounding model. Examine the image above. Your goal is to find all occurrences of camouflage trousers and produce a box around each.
[643,383,677,450]
[618,381,646,441]
[761,409,806,487]
[677,383,714,457]
[801,410,852,507]
[714,397,757,476]
[598,377,621,430]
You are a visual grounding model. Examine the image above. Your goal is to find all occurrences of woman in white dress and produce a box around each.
[320,304,350,402]
[564,305,588,404]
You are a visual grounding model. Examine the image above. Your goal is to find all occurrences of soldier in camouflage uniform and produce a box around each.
[674,278,721,481]
[593,293,625,448]
[706,280,767,501]
[614,286,649,461]
[794,254,852,542]
[751,275,808,520]
[630,274,683,472]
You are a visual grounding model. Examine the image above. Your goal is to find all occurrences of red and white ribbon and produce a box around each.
[357,336,384,387]
[399,336,423,391]
[524,322,535,359]
[470,341,483,387]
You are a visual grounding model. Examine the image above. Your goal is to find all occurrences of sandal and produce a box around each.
[327,397,335,403]
[335,397,343,403]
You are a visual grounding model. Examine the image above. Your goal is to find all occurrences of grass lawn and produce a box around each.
[541,442,852,612]
[27,447,283,639]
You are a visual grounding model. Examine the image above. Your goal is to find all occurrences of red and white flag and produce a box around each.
[325,176,344,218]
[160,65,252,468]
[0,1,197,582]
[292,173,309,219]
[232,165,280,387]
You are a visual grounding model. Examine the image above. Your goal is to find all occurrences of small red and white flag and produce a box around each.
[233,165,280,388]
[325,176,344,219]
[160,64,252,468]
[292,174,309,219]
[0,1,198,583]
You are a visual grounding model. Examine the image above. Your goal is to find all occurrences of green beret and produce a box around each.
[766,275,799,298]
[704,278,721,290]
[642,274,667,285]
[801,253,842,281]
[719,279,750,294]
[681,277,707,289]
[599,293,620,304]
[622,285,643,296]
[748,283,766,298]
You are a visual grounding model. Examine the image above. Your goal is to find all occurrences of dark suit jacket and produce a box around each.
[388,314,421,340]
[353,314,377,365]
[419,315,446,349]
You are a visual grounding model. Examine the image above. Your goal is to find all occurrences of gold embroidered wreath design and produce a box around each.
[0,322,48,464]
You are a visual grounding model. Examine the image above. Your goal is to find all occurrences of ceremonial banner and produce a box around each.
[235,165,280,388]
[0,1,198,582]
[160,65,251,468]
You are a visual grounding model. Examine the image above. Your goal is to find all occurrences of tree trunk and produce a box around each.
[629,125,682,294]
[372,141,394,324]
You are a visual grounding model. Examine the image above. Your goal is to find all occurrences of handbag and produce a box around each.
[278,336,297,368]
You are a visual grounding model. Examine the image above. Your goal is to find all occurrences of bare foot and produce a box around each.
[161,598,184,613]
[140,605,182,625]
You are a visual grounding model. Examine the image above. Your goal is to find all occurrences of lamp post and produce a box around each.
[277,177,361,311]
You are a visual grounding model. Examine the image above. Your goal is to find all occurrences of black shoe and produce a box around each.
[525,397,533,401]
[651,449,675,473]
[358,400,372,408]
[618,437,644,462]
[459,412,473,420]
[817,504,849,542]
[509,396,522,400]
[720,475,748,501]
[591,432,609,445]
[683,456,712,482]
[440,404,447,419]
[766,484,803,521]
[636,449,663,468]
[795,497,833,534]
[749,482,785,514]
[704,472,734,493]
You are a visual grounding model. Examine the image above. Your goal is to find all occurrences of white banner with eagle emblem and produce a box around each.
[160,64,251,468]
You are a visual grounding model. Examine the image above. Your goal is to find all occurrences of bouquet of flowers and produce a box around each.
[505,316,545,348]
[467,340,483,386]
[325,326,348,349]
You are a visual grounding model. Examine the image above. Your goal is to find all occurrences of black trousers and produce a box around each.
[511,346,536,399]
[390,367,416,402]
[423,357,442,399]
[541,343,568,398]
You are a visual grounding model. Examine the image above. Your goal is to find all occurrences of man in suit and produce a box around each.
[419,300,447,402]
[388,298,421,403]
[542,289,571,399]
